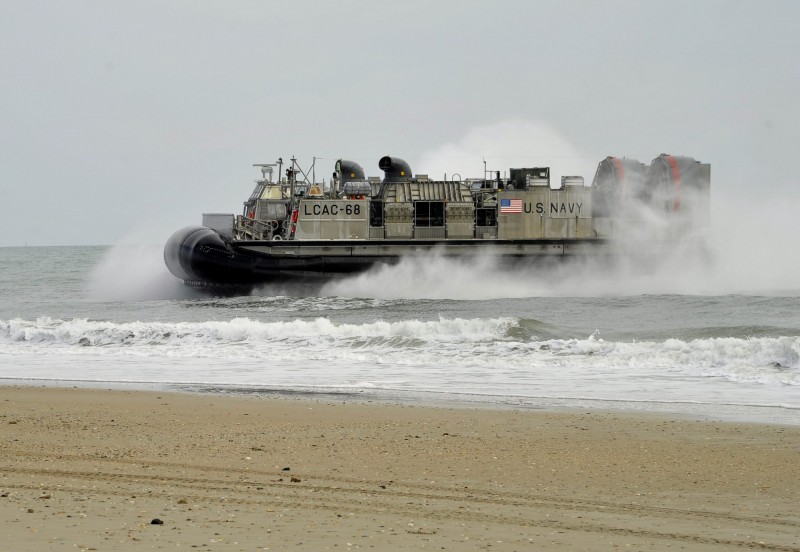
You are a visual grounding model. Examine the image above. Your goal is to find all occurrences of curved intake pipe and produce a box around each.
[335,159,365,183]
[378,156,413,183]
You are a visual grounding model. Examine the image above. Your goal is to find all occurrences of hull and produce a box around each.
[164,225,618,288]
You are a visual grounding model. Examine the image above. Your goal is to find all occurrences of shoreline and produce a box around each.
[2,377,798,427]
[2,385,799,551]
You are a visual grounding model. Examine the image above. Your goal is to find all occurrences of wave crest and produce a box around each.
[1,317,797,387]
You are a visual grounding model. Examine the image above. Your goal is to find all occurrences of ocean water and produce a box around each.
[0,245,798,425]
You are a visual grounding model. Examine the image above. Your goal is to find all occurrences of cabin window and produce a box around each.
[414,201,444,227]
[475,207,497,227]
[369,200,384,227]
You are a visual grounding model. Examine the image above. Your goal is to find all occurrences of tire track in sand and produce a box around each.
[2,455,798,551]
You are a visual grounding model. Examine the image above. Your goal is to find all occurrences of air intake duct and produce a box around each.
[378,156,412,183]
[335,159,365,183]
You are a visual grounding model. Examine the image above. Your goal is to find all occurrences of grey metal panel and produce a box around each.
[475,226,497,239]
[385,223,413,238]
[545,188,592,219]
[576,217,594,238]
[202,213,235,237]
[498,188,593,240]
[414,227,446,239]
[445,202,474,223]
[385,198,413,238]
[384,203,413,222]
[294,199,369,240]
[382,180,473,203]
[447,222,475,238]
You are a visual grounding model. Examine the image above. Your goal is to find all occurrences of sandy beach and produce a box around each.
[1,386,798,551]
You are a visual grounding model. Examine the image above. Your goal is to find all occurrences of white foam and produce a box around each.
[1,317,797,391]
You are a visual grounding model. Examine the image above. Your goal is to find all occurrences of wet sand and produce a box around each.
[1,385,798,551]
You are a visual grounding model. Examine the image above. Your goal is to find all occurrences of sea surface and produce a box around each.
[0,245,798,425]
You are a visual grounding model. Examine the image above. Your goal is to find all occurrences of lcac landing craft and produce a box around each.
[164,154,710,289]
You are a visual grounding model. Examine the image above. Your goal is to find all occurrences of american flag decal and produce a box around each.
[500,198,522,214]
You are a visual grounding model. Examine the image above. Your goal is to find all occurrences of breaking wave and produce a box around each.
[1,317,798,388]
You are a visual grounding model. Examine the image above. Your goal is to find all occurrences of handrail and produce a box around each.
[235,215,278,240]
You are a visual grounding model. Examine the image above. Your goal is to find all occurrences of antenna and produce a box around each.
[253,163,277,183]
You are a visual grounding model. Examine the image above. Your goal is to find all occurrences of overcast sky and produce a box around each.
[2,0,799,248]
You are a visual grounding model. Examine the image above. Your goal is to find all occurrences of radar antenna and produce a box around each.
[253,163,277,183]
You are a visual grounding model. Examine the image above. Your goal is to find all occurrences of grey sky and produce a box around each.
[2,0,799,247]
